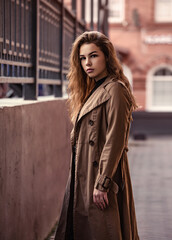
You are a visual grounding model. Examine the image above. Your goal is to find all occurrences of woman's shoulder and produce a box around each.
[105,78,127,94]
[105,78,132,106]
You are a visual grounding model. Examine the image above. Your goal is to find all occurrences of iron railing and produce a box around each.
[0,0,108,99]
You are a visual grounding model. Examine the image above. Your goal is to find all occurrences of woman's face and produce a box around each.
[79,43,107,81]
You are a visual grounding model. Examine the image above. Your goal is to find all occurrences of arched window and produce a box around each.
[147,65,172,111]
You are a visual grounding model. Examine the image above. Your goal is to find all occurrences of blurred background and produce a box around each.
[1,0,172,135]
[0,0,172,240]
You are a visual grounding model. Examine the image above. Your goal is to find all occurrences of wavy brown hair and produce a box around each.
[67,31,137,123]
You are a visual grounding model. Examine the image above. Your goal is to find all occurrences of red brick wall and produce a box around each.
[109,0,172,111]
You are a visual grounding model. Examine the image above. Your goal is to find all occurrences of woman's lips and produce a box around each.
[86,68,94,73]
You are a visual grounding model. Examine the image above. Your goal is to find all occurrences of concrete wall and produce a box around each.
[0,99,72,240]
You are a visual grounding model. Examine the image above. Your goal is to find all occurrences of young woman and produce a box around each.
[55,31,139,240]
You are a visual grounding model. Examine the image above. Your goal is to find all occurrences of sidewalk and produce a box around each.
[47,136,172,240]
[129,136,172,240]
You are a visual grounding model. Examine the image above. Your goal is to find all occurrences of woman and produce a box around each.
[55,31,139,240]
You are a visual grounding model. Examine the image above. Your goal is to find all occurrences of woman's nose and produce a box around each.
[86,58,91,66]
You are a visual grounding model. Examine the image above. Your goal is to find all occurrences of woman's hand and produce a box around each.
[93,188,109,210]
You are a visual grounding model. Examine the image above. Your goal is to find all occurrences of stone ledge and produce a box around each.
[0,96,66,108]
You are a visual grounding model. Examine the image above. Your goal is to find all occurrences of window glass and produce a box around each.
[155,0,172,22]
[152,79,172,106]
[154,68,172,76]
[85,0,98,23]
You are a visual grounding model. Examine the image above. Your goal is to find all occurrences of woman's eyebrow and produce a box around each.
[80,51,98,57]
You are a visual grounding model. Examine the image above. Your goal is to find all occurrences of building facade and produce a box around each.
[109,0,172,112]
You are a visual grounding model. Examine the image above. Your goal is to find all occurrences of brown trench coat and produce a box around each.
[55,77,139,240]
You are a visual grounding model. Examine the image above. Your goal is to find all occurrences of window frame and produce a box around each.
[108,0,125,23]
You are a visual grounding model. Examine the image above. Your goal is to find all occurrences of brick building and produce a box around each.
[108,0,172,112]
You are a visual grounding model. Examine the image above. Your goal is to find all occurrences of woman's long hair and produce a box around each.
[67,31,137,123]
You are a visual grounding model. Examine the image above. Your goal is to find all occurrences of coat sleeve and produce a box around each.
[94,82,132,192]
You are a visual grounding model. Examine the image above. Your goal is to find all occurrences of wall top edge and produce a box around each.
[0,97,66,108]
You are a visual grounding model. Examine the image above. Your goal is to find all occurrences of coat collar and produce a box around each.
[77,76,114,123]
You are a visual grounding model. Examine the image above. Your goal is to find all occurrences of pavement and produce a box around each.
[128,136,172,240]
[47,136,172,240]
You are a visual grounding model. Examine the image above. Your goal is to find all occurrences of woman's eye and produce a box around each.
[91,54,98,58]
[80,57,86,61]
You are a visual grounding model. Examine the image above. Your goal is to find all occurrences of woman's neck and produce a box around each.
[94,75,108,83]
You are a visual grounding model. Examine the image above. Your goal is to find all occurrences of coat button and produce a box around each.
[89,120,94,126]
[93,161,98,167]
[89,140,94,146]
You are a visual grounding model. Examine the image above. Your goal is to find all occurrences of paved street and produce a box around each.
[129,136,172,240]
[47,136,172,240]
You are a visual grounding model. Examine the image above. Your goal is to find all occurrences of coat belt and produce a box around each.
[110,180,119,194]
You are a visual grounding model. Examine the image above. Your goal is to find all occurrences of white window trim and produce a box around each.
[146,64,172,112]
[122,64,133,88]
[108,0,125,23]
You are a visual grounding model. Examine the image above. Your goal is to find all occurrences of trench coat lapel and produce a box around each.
[77,77,113,123]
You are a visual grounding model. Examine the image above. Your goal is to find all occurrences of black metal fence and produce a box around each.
[0,0,108,99]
